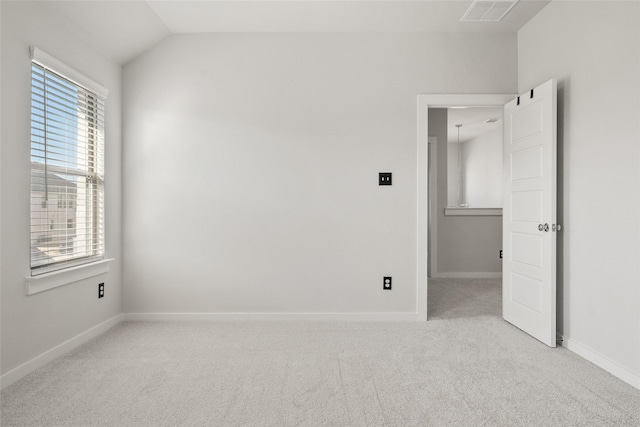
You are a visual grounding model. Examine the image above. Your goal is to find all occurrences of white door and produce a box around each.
[503,79,557,347]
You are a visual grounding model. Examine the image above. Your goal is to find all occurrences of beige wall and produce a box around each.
[463,126,502,208]
[122,33,516,315]
[519,0,640,383]
[1,1,123,376]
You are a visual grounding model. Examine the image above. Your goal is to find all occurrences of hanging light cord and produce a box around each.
[456,124,462,207]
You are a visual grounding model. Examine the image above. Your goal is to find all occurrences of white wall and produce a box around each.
[0,0,3,382]
[0,2,122,376]
[123,33,516,315]
[519,1,640,385]
[447,126,502,208]
[463,126,502,208]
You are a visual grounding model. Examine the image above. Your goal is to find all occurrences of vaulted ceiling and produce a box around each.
[38,0,550,65]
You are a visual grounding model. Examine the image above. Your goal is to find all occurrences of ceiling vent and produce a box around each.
[461,1,519,22]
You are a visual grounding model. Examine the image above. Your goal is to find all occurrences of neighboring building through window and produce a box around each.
[30,48,107,274]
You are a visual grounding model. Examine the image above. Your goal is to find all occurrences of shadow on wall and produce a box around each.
[556,78,569,338]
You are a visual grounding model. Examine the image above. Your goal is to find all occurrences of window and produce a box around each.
[30,48,107,274]
[57,194,75,209]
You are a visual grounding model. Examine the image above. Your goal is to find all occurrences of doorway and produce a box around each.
[416,94,514,321]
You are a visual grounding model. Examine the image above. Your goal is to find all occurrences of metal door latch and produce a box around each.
[540,223,562,232]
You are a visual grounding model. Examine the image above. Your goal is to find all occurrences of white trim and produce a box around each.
[432,272,502,279]
[0,314,123,390]
[563,336,640,390]
[30,47,108,99]
[419,94,515,109]
[25,258,115,295]
[123,312,421,322]
[427,137,438,287]
[416,99,429,321]
[444,208,503,216]
[417,94,514,321]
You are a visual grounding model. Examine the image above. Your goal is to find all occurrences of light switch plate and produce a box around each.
[379,172,392,185]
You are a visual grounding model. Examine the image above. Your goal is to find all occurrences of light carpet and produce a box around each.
[2,278,639,426]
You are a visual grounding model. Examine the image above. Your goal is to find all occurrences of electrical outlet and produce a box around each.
[98,283,104,299]
[383,276,392,290]
[379,172,392,186]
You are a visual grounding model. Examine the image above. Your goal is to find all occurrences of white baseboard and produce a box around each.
[1,314,123,390]
[431,272,502,279]
[122,312,421,322]
[562,336,640,390]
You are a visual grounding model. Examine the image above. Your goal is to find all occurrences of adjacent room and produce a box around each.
[1,1,639,425]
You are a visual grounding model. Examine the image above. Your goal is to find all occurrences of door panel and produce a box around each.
[511,100,544,141]
[503,79,557,347]
[511,147,543,181]
[511,233,543,267]
[510,272,543,313]
[511,191,543,222]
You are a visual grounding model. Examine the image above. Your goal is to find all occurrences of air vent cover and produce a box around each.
[461,1,519,22]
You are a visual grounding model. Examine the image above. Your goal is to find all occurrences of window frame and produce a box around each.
[28,47,109,277]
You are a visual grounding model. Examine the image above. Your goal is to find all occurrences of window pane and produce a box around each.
[30,63,105,273]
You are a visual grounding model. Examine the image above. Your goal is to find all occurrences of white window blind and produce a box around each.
[30,49,107,275]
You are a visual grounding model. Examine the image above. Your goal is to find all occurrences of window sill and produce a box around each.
[25,258,114,295]
[444,208,503,216]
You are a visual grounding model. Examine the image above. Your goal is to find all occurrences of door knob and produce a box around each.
[538,224,544,231]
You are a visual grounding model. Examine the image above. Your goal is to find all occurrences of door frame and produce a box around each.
[427,136,437,280]
[416,94,515,320]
